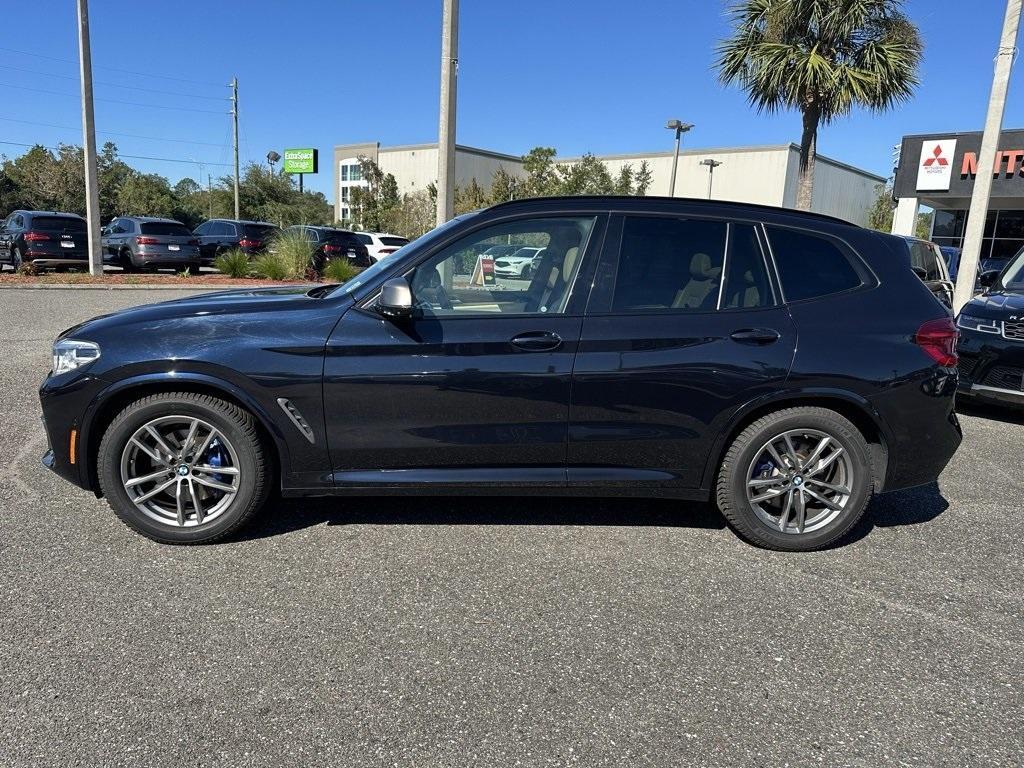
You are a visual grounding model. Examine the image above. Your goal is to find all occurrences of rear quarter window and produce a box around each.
[766,226,863,302]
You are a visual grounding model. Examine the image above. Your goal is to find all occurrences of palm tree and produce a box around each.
[716,0,922,210]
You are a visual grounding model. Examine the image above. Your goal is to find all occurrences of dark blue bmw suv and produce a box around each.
[39,197,961,551]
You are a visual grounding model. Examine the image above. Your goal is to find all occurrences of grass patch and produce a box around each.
[251,252,294,281]
[213,249,252,278]
[270,228,315,278]
[323,258,361,283]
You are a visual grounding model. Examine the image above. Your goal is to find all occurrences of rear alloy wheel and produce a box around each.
[98,392,269,544]
[120,249,137,273]
[716,407,872,551]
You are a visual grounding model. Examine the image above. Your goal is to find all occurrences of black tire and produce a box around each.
[186,263,202,275]
[97,392,270,544]
[120,249,137,273]
[12,246,24,272]
[716,406,873,552]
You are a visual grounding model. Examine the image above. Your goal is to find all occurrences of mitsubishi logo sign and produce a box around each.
[917,139,957,191]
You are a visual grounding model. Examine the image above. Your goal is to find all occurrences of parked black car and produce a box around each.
[39,196,961,551]
[956,250,1024,408]
[1,210,88,271]
[101,216,201,273]
[284,225,372,271]
[192,219,280,265]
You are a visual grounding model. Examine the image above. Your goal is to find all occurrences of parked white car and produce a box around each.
[494,246,544,279]
[355,232,410,263]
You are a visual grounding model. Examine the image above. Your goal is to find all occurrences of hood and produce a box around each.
[961,289,1024,319]
[60,285,346,339]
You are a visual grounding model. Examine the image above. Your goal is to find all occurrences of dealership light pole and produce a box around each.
[75,0,102,277]
[436,0,459,226]
[955,0,1023,313]
[666,120,694,197]
[701,158,722,199]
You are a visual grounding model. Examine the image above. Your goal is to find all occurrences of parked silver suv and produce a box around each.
[102,217,201,273]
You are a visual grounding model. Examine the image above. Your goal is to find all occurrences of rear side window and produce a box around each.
[140,222,190,237]
[722,224,773,309]
[32,216,86,233]
[612,216,727,312]
[766,226,862,302]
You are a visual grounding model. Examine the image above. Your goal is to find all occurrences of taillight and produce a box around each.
[323,243,342,254]
[238,238,262,249]
[136,236,159,245]
[188,239,200,246]
[378,248,397,255]
[23,231,51,242]
[915,317,958,367]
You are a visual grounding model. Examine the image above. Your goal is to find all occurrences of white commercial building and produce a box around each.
[334,141,884,226]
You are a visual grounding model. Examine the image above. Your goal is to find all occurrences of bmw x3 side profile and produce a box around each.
[39,196,961,551]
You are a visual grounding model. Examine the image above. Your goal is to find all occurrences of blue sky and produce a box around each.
[0,0,1019,200]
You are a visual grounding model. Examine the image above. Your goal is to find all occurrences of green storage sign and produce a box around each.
[283,148,318,174]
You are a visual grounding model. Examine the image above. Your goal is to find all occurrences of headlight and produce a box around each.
[52,339,101,376]
[956,313,1001,335]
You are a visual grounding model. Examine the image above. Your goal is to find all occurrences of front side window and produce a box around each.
[407,216,596,317]
[766,226,863,302]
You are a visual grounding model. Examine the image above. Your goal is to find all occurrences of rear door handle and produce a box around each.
[511,331,562,351]
[730,328,781,345]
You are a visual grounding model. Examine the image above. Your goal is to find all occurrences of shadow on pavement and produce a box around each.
[239,494,727,542]
[832,481,950,548]
[957,400,1024,426]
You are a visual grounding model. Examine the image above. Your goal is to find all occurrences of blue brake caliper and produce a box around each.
[205,439,227,484]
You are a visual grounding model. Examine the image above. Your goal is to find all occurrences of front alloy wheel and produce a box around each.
[98,392,269,544]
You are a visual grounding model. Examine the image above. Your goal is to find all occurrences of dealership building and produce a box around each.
[893,129,1024,262]
[333,140,884,226]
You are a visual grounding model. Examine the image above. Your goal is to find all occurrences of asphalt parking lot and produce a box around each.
[2,288,1022,767]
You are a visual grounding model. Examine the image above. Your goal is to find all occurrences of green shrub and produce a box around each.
[269,228,314,277]
[323,258,360,284]
[213,249,252,278]
[251,252,294,281]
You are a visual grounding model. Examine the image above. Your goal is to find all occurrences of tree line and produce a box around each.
[0,142,333,229]
[348,147,654,238]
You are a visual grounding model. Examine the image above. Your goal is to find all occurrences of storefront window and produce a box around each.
[932,210,965,239]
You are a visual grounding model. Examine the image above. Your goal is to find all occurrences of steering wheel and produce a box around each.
[412,266,453,311]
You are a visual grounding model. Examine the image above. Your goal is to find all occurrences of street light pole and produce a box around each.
[436,0,459,226]
[75,0,102,277]
[955,0,1023,313]
[665,119,694,197]
[701,158,722,199]
[230,77,240,220]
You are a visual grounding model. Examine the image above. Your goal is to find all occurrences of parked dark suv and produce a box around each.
[1,210,88,271]
[956,248,1024,408]
[39,197,961,551]
[192,219,280,265]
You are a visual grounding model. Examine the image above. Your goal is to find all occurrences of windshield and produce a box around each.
[336,213,479,296]
[1001,246,1024,289]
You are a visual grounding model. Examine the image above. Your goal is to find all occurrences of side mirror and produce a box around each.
[911,266,928,280]
[978,270,1000,288]
[100,227,110,236]
[379,277,414,319]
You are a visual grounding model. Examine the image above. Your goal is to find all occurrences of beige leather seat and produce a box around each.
[672,252,722,309]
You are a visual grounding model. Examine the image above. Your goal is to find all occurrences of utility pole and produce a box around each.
[207,174,212,218]
[955,0,1023,313]
[436,0,459,226]
[230,77,240,220]
[76,0,102,276]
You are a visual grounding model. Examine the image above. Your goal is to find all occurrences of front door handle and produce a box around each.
[511,331,562,351]
[730,328,781,345]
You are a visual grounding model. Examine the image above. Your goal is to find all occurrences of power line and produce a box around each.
[0,63,229,101]
[0,116,226,148]
[0,81,228,114]
[0,46,224,87]
[0,140,232,167]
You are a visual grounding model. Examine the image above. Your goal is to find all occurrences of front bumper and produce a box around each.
[38,372,108,492]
